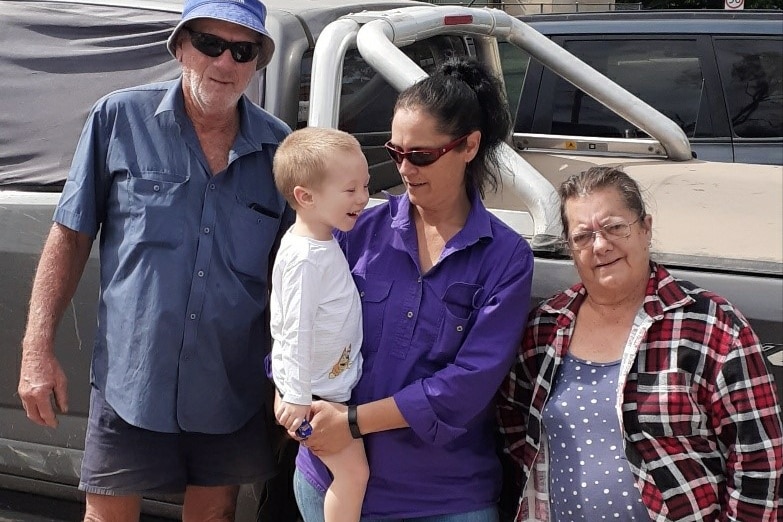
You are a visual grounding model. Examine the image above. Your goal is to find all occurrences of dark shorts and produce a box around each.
[79,386,275,496]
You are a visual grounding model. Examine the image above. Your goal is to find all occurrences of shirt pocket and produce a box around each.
[127,171,187,248]
[355,278,392,354]
[635,371,707,438]
[229,197,279,279]
[428,282,483,365]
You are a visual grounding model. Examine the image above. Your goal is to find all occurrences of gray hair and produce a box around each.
[558,166,647,238]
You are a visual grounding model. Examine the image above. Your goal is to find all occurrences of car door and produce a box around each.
[516,34,737,163]
[712,36,783,166]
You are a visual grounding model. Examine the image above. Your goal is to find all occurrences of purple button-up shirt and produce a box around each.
[296,190,534,518]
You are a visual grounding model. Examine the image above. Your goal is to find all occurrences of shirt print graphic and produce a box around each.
[542,353,648,521]
[328,344,352,379]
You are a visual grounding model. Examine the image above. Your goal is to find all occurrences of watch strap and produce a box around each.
[347,404,362,439]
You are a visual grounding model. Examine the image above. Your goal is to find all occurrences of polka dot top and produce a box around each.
[542,353,649,521]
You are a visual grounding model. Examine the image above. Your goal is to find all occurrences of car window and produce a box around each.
[551,38,714,139]
[297,35,469,132]
[714,38,783,139]
[498,41,531,118]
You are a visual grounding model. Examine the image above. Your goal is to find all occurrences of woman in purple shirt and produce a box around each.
[292,58,534,521]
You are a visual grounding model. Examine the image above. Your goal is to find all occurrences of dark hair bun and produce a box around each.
[440,58,511,149]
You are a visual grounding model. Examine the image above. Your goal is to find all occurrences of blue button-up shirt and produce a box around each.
[55,79,291,434]
[296,190,534,518]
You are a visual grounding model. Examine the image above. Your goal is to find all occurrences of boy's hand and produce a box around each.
[275,401,311,433]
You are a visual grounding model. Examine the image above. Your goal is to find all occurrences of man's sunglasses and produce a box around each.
[384,134,469,167]
[184,28,260,64]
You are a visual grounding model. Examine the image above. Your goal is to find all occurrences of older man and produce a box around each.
[17,0,291,520]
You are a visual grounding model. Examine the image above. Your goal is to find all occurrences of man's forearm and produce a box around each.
[23,223,92,352]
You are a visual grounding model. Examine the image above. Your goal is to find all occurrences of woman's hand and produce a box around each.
[305,400,352,456]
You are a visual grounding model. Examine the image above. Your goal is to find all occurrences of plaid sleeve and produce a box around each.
[497,316,541,469]
[712,321,783,520]
[497,303,564,461]
[497,346,531,469]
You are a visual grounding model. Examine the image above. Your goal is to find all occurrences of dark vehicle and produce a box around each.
[502,10,783,165]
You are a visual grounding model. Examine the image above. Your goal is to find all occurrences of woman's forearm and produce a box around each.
[355,396,408,436]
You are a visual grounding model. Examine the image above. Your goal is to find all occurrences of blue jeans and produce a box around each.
[293,468,499,522]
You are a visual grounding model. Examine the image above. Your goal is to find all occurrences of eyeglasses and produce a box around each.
[567,218,640,251]
[384,134,469,167]
[184,28,260,64]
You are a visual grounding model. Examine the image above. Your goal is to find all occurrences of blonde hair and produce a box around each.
[273,127,362,207]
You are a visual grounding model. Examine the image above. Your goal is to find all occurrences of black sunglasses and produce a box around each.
[184,28,260,64]
[384,134,469,167]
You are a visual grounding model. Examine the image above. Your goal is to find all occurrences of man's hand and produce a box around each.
[275,400,311,433]
[17,223,88,429]
[18,349,68,428]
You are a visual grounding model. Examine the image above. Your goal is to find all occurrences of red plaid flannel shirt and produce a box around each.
[498,263,782,521]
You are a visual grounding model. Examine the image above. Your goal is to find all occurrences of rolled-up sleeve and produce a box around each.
[395,239,534,446]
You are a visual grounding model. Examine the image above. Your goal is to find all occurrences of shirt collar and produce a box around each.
[541,262,694,324]
[155,77,281,153]
[386,188,494,248]
[642,262,693,318]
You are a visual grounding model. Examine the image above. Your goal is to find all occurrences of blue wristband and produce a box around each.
[296,419,312,439]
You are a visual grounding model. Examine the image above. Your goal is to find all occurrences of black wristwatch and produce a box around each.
[347,404,362,439]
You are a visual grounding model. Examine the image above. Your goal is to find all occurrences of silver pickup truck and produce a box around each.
[1,0,781,519]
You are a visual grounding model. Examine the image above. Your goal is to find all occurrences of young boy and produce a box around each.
[270,127,369,521]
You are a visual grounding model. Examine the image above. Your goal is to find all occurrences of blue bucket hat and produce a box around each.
[167,0,275,70]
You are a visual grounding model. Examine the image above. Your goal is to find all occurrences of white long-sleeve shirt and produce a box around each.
[270,232,363,404]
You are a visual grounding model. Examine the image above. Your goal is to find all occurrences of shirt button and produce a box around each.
[197,270,205,277]
[360,291,365,298]
[203,227,210,234]
[456,325,464,332]
[417,277,422,283]
[209,184,216,190]
[406,311,413,318]
[190,313,197,320]
[153,184,160,192]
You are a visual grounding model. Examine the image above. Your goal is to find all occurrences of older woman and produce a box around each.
[498,166,782,522]
[291,58,534,522]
